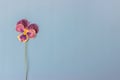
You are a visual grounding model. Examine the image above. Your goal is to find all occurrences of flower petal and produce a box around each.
[16,24,25,32]
[17,19,30,28]
[27,29,36,38]
[17,34,29,43]
[28,24,39,33]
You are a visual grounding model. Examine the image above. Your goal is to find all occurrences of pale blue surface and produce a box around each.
[0,0,120,80]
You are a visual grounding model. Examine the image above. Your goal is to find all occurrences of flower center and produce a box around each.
[23,28,28,35]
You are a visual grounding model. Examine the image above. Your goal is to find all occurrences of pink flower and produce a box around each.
[16,19,39,43]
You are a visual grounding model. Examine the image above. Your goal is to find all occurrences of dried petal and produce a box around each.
[17,19,30,28]
[27,29,36,38]
[17,34,28,43]
[16,24,24,32]
[28,24,39,33]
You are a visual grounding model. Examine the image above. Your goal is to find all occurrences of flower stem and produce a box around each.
[25,42,28,80]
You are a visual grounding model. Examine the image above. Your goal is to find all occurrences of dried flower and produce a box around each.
[16,19,39,43]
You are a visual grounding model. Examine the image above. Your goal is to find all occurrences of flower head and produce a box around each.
[16,19,39,43]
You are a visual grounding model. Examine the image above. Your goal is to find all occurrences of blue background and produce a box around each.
[0,0,120,80]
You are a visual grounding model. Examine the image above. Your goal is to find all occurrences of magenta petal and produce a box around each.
[17,34,28,42]
[17,19,30,28]
[28,24,39,33]
[27,29,36,38]
[16,24,24,32]
[20,34,27,40]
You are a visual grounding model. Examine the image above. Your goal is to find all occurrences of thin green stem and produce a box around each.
[25,42,28,80]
